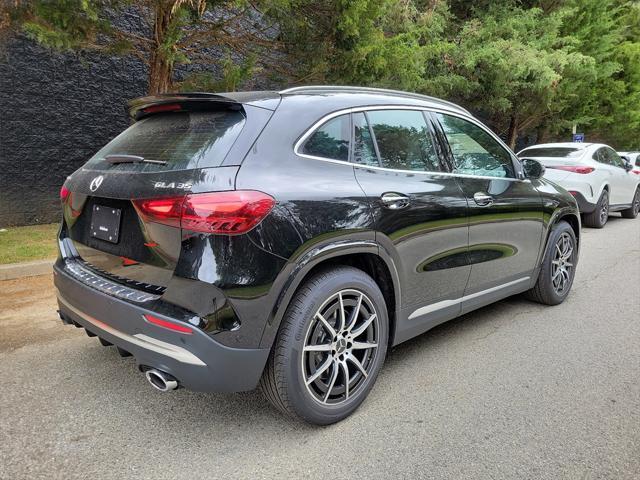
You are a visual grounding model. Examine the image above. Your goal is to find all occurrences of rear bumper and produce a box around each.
[53,261,270,393]
[568,191,597,213]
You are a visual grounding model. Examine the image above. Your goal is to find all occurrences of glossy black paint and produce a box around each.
[55,87,580,393]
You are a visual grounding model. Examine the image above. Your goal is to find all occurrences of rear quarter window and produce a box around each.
[86,110,246,172]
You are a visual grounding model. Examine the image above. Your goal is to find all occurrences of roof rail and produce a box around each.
[279,85,470,115]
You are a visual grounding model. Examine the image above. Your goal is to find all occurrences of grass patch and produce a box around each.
[0,223,59,264]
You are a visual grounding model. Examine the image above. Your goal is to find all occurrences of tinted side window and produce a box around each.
[302,114,350,161]
[605,148,625,168]
[353,112,379,167]
[594,148,610,165]
[367,110,441,172]
[436,113,515,178]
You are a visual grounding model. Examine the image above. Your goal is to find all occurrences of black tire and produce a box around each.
[526,221,577,305]
[260,266,388,425]
[621,186,640,219]
[583,189,609,228]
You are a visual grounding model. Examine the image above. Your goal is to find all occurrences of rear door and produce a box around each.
[352,108,470,342]
[431,112,544,311]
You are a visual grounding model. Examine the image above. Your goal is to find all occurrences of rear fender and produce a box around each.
[257,234,402,349]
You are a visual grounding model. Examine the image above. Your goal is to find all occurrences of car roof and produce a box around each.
[128,86,472,120]
[520,142,593,150]
[278,86,471,115]
[518,142,614,156]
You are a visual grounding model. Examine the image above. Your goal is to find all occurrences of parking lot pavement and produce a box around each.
[1,216,639,480]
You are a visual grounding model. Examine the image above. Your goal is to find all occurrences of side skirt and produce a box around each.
[392,277,531,346]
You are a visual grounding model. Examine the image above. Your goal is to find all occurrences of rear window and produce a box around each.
[86,110,246,172]
[519,147,582,158]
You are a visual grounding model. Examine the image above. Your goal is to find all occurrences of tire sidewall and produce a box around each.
[282,268,389,424]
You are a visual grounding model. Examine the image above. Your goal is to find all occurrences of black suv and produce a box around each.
[55,86,580,424]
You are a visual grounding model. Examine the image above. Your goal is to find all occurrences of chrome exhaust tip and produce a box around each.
[145,369,178,392]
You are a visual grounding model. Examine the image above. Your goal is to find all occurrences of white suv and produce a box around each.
[518,142,640,228]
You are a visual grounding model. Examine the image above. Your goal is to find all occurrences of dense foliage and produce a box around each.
[3,0,639,148]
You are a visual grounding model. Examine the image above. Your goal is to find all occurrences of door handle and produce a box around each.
[381,192,410,210]
[473,192,494,206]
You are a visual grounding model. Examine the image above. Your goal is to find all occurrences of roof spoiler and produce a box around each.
[128,93,242,121]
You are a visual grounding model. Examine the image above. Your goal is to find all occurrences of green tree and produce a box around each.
[5,0,290,94]
[421,2,593,148]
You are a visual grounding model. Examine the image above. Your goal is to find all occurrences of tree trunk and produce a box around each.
[536,124,549,144]
[507,114,518,150]
[148,4,174,95]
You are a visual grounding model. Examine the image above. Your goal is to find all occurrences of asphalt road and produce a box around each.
[1,215,639,480]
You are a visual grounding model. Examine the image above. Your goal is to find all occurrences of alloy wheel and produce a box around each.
[302,289,379,405]
[551,232,574,295]
[599,192,609,224]
[633,189,640,216]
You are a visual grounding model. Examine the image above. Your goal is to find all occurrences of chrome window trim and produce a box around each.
[293,105,527,182]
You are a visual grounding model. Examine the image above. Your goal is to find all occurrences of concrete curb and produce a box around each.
[0,259,55,281]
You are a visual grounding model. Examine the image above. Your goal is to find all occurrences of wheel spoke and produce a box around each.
[315,312,336,338]
[306,356,333,385]
[338,292,346,332]
[323,362,339,403]
[303,343,333,352]
[350,313,376,337]
[340,361,350,400]
[346,293,363,332]
[346,355,368,378]
[352,341,378,350]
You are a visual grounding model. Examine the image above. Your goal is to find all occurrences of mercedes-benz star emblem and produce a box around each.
[89,175,104,192]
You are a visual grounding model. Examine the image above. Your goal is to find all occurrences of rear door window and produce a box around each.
[86,110,246,172]
[352,112,379,167]
[366,109,442,172]
[301,114,350,161]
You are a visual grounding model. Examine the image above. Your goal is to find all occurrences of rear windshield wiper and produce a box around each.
[104,154,167,165]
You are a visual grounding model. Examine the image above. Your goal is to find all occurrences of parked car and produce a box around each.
[619,151,640,176]
[55,87,581,424]
[518,143,640,227]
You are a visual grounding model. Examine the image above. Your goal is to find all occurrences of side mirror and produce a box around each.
[521,158,545,180]
[624,161,633,172]
[621,155,630,163]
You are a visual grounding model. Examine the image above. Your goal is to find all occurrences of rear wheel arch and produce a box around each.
[538,210,580,270]
[261,245,401,350]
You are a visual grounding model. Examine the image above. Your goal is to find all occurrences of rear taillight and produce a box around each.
[547,165,595,174]
[133,191,275,235]
[134,197,183,228]
[60,185,70,202]
[143,103,182,114]
[632,169,640,175]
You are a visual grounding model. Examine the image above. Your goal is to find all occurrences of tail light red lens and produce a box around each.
[143,103,182,114]
[632,169,640,175]
[143,314,193,334]
[134,197,183,228]
[133,191,275,235]
[60,185,70,202]
[547,165,595,174]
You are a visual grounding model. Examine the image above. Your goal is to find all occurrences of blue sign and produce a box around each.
[573,133,585,143]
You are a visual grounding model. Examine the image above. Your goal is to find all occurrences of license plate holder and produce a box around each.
[90,205,122,244]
